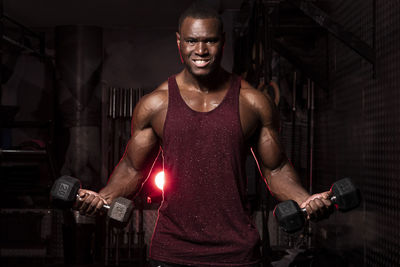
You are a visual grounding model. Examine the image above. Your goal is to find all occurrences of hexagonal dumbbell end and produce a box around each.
[107,197,134,228]
[330,178,361,211]
[274,178,361,233]
[50,176,81,209]
[274,200,305,233]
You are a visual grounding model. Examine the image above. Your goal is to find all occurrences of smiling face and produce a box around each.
[176,17,225,78]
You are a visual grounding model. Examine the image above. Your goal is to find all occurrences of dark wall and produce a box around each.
[313,0,400,266]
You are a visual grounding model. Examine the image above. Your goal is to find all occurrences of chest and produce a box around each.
[151,92,259,142]
[179,89,227,113]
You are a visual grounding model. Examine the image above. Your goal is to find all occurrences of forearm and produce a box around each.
[99,157,145,203]
[264,159,310,205]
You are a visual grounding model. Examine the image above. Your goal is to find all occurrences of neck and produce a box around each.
[181,67,229,93]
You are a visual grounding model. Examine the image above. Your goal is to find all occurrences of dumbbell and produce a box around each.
[50,175,134,228]
[274,178,360,233]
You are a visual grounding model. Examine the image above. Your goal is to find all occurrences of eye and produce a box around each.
[186,39,196,45]
[206,39,218,44]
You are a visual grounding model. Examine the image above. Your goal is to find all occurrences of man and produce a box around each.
[77,4,332,266]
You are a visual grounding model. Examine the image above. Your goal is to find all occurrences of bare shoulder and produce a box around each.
[240,79,275,118]
[132,80,168,128]
[138,81,168,110]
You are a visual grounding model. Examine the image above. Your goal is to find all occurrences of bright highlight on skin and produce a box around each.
[155,171,165,190]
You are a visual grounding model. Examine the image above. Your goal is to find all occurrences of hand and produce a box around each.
[299,191,333,221]
[75,189,109,216]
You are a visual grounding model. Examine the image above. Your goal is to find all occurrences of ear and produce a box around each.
[176,32,181,48]
[176,32,184,64]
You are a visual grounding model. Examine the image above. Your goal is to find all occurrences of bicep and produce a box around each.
[248,90,307,201]
[123,92,163,174]
[255,126,286,175]
[99,90,167,200]
[251,93,286,177]
[125,126,160,173]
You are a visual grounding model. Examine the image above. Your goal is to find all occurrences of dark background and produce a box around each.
[0,0,399,266]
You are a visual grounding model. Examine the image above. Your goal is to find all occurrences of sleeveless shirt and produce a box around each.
[149,75,261,266]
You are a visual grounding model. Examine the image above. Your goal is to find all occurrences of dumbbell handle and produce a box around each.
[51,176,133,228]
[274,195,336,234]
[76,193,111,209]
[275,178,360,233]
[300,195,338,214]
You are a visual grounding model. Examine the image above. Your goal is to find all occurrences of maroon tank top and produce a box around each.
[149,75,261,266]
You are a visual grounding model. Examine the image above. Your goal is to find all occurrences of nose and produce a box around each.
[195,42,208,56]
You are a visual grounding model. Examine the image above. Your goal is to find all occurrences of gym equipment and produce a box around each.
[274,178,360,233]
[50,175,133,227]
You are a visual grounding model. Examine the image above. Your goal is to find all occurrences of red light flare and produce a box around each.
[155,171,165,190]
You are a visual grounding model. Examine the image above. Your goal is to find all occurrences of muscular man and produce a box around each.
[77,4,332,266]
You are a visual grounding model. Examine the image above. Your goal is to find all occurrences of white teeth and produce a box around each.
[192,59,210,67]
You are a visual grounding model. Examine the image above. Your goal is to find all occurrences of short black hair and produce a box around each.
[178,2,223,33]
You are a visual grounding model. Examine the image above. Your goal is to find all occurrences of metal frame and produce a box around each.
[0,13,45,56]
[287,0,375,65]
[0,0,46,103]
[272,39,328,89]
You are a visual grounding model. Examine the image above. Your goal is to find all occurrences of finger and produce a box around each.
[304,203,313,220]
[317,198,333,215]
[86,197,100,215]
[321,198,335,216]
[89,199,105,216]
[315,198,327,212]
[88,197,105,216]
[77,189,87,198]
[308,198,321,211]
[74,192,87,209]
[315,198,333,220]
[322,191,332,199]
[306,199,324,220]
[79,194,95,214]
[320,197,332,207]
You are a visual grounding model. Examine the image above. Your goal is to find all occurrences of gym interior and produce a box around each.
[0,0,399,266]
